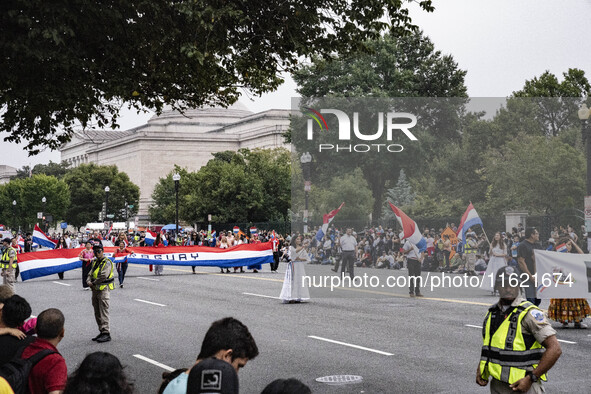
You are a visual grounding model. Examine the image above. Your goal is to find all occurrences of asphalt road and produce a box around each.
[15,263,591,394]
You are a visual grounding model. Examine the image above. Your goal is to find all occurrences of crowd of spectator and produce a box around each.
[0,285,310,394]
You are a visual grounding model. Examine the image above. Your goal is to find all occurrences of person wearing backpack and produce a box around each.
[19,308,67,394]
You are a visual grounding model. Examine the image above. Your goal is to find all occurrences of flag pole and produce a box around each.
[481,225,492,247]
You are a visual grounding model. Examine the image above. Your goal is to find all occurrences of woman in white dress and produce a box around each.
[280,235,310,303]
[481,232,507,293]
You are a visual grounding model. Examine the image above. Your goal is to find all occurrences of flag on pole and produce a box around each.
[144,229,157,246]
[388,202,426,252]
[456,203,484,245]
[315,202,345,242]
[32,224,57,249]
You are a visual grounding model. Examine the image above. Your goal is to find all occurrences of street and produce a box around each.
[16,263,591,394]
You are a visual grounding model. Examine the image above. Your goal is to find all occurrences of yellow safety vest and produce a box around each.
[464,241,477,254]
[91,257,114,291]
[480,301,547,384]
[1,247,17,269]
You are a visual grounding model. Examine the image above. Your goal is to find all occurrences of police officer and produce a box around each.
[0,238,17,292]
[464,232,478,276]
[476,266,562,393]
[86,244,114,343]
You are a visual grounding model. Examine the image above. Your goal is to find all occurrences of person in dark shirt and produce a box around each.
[517,227,542,306]
[0,294,32,365]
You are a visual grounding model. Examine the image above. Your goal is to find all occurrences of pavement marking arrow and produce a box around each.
[134,299,166,307]
[308,335,393,356]
[133,354,174,372]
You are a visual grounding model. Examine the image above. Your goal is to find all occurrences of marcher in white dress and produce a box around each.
[481,232,507,292]
[280,235,310,303]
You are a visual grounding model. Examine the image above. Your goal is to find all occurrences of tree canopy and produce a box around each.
[1,0,434,154]
[62,163,139,227]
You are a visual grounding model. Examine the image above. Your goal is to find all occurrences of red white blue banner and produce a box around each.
[17,243,274,281]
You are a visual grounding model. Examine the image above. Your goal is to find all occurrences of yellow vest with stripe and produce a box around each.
[1,247,17,269]
[480,301,547,384]
[464,240,477,254]
[91,257,114,290]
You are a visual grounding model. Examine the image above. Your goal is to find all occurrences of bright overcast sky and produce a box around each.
[3,0,591,168]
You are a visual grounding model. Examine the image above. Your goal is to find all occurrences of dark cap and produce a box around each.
[494,266,519,289]
[2,238,11,244]
[187,358,238,394]
[92,244,104,252]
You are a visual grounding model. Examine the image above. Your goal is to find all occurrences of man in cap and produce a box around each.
[0,238,17,292]
[476,266,562,393]
[86,243,114,342]
[463,232,478,276]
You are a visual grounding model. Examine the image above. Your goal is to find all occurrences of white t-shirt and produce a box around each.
[403,240,419,259]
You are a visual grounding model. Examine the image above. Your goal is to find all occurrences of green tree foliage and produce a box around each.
[482,134,585,215]
[1,0,434,154]
[63,164,139,227]
[511,69,590,136]
[150,149,291,224]
[310,168,374,222]
[291,31,467,220]
[0,174,70,230]
[382,169,414,219]
[13,161,70,180]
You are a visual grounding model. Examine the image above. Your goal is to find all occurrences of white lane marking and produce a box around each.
[308,335,393,356]
[52,281,71,287]
[465,324,577,344]
[137,277,160,281]
[134,299,166,307]
[243,292,281,300]
[557,339,577,344]
[133,354,175,372]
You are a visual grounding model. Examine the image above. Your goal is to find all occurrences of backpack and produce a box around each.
[0,340,56,394]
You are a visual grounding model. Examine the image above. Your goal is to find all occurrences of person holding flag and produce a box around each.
[389,203,427,297]
[456,203,486,247]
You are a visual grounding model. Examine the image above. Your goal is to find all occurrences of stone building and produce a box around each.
[0,165,17,184]
[60,103,291,224]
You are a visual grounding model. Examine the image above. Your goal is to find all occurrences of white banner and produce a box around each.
[534,250,591,299]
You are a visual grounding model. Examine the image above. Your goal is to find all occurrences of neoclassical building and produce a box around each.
[60,103,291,224]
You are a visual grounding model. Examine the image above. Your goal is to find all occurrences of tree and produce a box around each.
[291,31,467,221]
[149,166,194,224]
[1,0,434,154]
[13,161,70,180]
[482,134,585,215]
[0,174,70,230]
[62,164,139,227]
[382,169,414,219]
[511,69,590,137]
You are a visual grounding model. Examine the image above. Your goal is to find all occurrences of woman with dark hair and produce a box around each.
[481,232,507,294]
[63,352,133,394]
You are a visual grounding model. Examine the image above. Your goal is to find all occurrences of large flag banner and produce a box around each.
[32,224,57,249]
[18,242,274,281]
[534,250,591,299]
[144,229,157,246]
[315,202,345,242]
[456,203,484,244]
[389,202,426,252]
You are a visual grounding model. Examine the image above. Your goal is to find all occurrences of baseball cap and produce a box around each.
[494,266,519,289]
[187,358,238,394]
[2,238,11,244]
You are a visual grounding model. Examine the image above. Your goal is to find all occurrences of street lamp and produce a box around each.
[300,152,312,234]
[104,186,110,224]
[12,200,16,231]
[42,196,47,232]
[578,103,591,232]
[172,173,181,243]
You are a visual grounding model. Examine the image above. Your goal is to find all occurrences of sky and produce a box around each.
[2,0,590,169]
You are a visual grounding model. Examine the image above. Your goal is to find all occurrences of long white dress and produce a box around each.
[481,246,507,291]
[280,246,311,302]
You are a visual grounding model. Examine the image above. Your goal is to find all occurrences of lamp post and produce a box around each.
[300,152,312,234]
[578,103,591,233]
[104,186,110,225]
[42,196,47,232]
[173,173,181,243]
[12,200,16,231]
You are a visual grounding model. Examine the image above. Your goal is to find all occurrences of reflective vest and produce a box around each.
[1,247,17,269]
[91,257,114,291]
[480,301,547,384]
[464,240,477,254]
